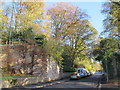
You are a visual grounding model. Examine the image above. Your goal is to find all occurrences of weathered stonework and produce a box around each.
[0,44,73,88]
[2,72,72,88]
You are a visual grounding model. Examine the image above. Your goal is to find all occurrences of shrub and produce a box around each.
[63,66,76,72]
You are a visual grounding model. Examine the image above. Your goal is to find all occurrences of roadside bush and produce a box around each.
[63,66,76,72]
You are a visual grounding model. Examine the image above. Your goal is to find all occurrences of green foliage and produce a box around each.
[100,38,118,58]
[46,40,64,66]
[93,61,102,71]
[74,57,94,71]
[62,43,94,72]
[1,27,47,48]
[63,66,76,72]
[48,2,98,71]
[1,1,98,75]
[62,46,74,70]
[102,2,120,38]
[19,28,34,40]
[62,45,73,65]
[93,38,118,61]
[0,76,33,79]
[92,37,119,78]
[1,1,50,44]
[10,79,17,85]
[1,28,35,44]
[1,31,8,44]
[34,34,47,48]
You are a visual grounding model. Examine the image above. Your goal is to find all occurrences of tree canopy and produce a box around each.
[48,2,98,70]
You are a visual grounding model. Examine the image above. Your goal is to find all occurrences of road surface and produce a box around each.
[13,73,103,89]
[12,73,119,90]
[44,73,101,88]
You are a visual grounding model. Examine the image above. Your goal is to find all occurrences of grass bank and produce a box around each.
[0,76,34,79]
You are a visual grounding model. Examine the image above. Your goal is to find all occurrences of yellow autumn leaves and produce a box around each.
[1,0,51,38]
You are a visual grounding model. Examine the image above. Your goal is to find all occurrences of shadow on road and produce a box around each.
[69,74,102,85]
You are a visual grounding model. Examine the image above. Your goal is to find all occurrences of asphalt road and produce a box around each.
[44,73,102,88]
[12,73,119,90]
[12,73,102,89]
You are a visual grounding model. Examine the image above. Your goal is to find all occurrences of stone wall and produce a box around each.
[2,72,73,88]
[46,59,60,81]
[0,44,48,76]
[0,44,73,88]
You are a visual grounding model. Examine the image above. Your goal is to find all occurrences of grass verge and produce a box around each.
[0,76,34,79]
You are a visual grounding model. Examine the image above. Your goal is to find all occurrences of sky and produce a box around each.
[45,1,106,36]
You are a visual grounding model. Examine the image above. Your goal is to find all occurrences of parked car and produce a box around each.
[90,71,95,75]
[84,72,88,77]
[102,72,105,76]
[76,68,90,77]
[79,73,85,78]
[70,73,82,80]
[76,73,81,78]
[70,74,79,80]
[87,72,91,76]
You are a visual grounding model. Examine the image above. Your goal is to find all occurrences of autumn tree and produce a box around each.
[92,38,119,78]
[101,1,120,79]
[48,2,98,70]
[102,1,120,38]
[46,40,64,67]
[1,0,51,44]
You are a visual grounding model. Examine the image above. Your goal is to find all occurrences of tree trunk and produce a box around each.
[112,58,117,78]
